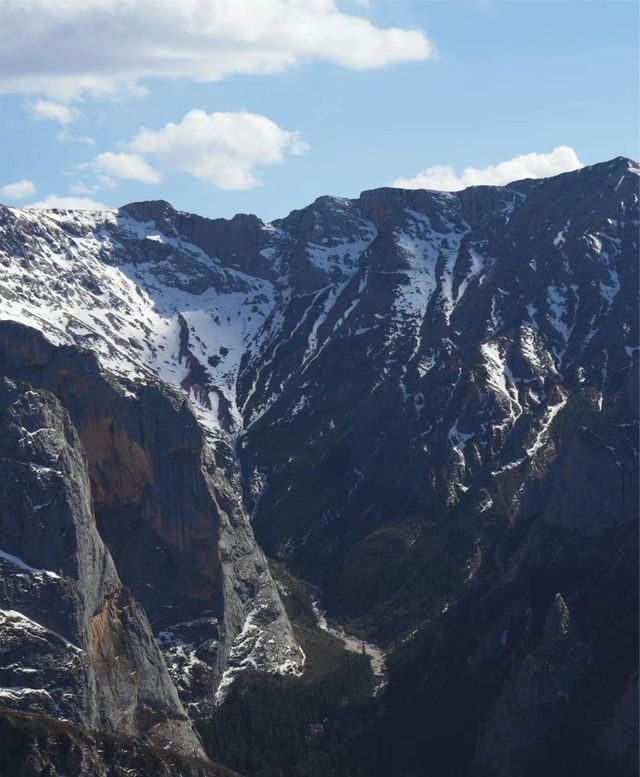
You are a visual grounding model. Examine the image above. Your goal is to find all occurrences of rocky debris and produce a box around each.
[311,598,387,693]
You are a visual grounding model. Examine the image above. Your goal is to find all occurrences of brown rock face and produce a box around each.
[0,320,302,718]
[0,323,222,626]
[0,372,204,758]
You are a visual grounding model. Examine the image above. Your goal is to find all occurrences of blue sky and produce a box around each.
[0,0,637,221]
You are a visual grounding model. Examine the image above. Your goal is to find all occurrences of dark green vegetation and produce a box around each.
[350,521,639,777]
[198,562,374,777]
[199,655,371,777]
[197,512,638,777]
[198,653,373,777]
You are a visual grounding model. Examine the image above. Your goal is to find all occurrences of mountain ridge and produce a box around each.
[79,154,640,227]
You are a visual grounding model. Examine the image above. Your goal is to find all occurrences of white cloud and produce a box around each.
[92,152,161,184]
[30,99,78,124]
[0,179,37,200]
[25,194,109,210]
[69,181,100,196]
[126,109,307,190]
[0,0,434,101]
[393,146,584,191]
[57,130,95,146]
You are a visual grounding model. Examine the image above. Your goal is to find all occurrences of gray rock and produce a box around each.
[0,377,203,757]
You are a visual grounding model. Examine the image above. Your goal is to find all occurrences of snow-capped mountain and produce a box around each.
[0,156,637,776]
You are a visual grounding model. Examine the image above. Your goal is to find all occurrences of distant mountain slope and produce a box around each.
[237,157,639,637]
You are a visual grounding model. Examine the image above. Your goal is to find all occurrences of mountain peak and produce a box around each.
[120,198,176,228]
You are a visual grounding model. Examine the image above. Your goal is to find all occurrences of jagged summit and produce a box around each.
[1,156,636,434]
[4,153,635,220]
[120,154,639,224]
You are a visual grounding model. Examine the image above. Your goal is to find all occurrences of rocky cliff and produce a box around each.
[0,321,303,720]
[0,367,204,760]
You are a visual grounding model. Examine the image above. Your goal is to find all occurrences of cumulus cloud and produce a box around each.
[1,0,434,101]
[30,99,78,124]
[123,109,307,190]
[25,194,109,210]
[393,146,583,191]
[57,130,95,146]
[92,152,161,184]
[0,179,37,201]
[68,181,100,196]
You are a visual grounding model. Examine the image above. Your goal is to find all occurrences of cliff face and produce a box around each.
[0,371,203,757]
[0,322,302,718]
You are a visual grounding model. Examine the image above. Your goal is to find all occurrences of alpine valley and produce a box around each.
[0,157,637,777]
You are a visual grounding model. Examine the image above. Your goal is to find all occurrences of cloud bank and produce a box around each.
[393,147,583,191]
[93,152,162,185]
[1,179,37,201]
[90,109,307,190]
[1,0,434,101]
[25,195,109,211]
[30,99,78,125]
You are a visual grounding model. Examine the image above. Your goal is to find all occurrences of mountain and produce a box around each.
[0,156,637,776]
